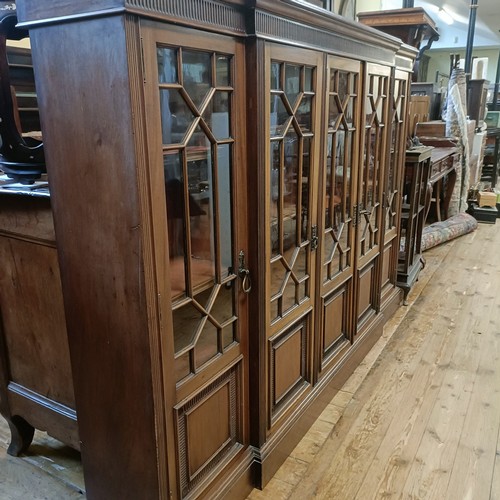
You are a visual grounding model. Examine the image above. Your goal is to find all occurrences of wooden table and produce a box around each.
[426,146,459,222]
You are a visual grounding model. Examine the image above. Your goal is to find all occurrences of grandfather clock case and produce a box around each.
[16,1,415,498]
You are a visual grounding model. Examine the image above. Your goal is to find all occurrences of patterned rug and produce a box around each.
[421,212,478,251]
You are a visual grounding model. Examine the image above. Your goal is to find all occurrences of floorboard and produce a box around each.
[1,224,500,500]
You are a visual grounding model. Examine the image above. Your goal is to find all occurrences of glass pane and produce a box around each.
[216,55,231,87]
[211,285,235,325]
[304,67,313,93]
[165,152,186,302]
[194,320,218,369]
[285,64,301,109]
[270,95,290,137]
[296,95,313,133]
[284,128,299,247]
[182,49,212,109]
[298,281,307,302]
[157,46,178,84]
[271,258,284,297]
[295,246,308,280]
[187,127,215,288]
[217,144,233,276]
[301,137,311,242]
[175,352,191,382]
[222,324,236,349]
[271,141,281,257]
[204,91,230,140]
[159,89,195,144]
[271,62,281,90]
[282,277,297,313]
[329,95,341,130]
[173,302,202,353]
[270,297,279,322]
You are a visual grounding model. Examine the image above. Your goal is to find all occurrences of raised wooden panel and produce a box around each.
[0,237,74,408]
[187,384,231,475]
[175,363,243,497]
[323,287,348,356]
[358,262,374,321]
[381,242,392,290]
[269,318,309,419]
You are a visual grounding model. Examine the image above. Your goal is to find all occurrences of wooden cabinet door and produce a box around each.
[265,44,323,429]
[142,23,248,499]
[380,68,410,307]
[355,62,391,334]
[316,55,361,375]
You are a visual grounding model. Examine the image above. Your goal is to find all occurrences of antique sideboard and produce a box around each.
[13,1,416,498]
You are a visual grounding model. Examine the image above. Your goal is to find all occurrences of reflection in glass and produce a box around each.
[295,247,308,280]
[175,352,191,383]
[182,49,212,109]
[271,62,281,90]
[204,91,230,140]
[217,144,233,277]
[270,259,284,297]
[165,151,186,301]
[270,95,290,137]
[302,138,311,242]
[187,126,215,288]
[285,64,301,109]
[194,321,218,369]
[157,46,178,84]
[329,95,341,129]
[271,141,281,257]
[216,55,231,87]
[282,277,297,313]
[284,128,299,248]
[173,302,203,353]
[304,67,313,93]
[159,89,195,144]
[211,285,235,325]
[296,96,313,133]
[222,324,235,349]
[270,298,279,322]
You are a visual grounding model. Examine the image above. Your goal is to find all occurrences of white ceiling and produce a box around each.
[381,0,500,49]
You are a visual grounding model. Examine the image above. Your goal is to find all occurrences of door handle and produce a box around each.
[238,250,252,294]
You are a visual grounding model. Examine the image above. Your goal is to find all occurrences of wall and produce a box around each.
[426,48,500,83]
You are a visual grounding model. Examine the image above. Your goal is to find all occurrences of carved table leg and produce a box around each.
[6,415,35,456]
[443,167,457,220]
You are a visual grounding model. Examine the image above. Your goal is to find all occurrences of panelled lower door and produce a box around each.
[380,68,410,306]
[355,62,391,334]
[316,55,360,375]
[142,23,248,499]
[265,44,323,430]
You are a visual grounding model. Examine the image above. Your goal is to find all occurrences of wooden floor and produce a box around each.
[1,221,500,499]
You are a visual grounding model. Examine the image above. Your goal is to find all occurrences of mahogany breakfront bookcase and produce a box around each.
[16,1,416,498]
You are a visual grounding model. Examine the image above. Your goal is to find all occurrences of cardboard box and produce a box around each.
[477,191,497,208]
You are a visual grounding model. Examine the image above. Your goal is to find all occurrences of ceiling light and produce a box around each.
[438,7,454,25]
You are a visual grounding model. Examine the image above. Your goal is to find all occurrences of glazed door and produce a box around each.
[354,62,391,333]
[266,44,323,428]
[380,69,410,306]
[142,24,248,499]
[316,56,360,375]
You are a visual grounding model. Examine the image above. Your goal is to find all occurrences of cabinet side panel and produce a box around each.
[29,16,160,499]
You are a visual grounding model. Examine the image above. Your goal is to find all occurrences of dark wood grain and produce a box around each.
[29,16,161,500]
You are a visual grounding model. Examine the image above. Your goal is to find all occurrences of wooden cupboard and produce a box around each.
[15,1,415,498]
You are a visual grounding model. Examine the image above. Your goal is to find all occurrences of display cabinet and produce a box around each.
[16,0,416,498]
[398,146,432,302]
